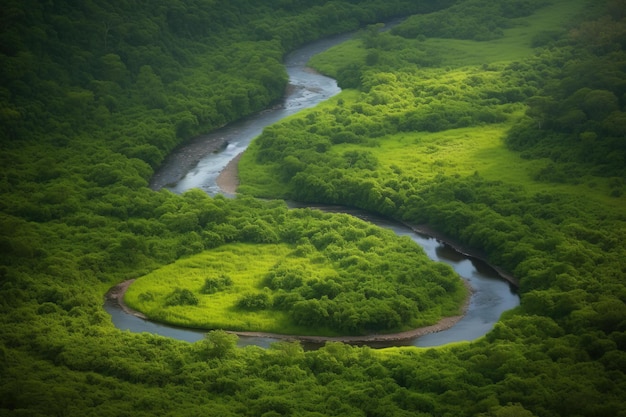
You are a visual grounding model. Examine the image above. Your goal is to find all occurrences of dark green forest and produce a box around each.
[1,0,626,416]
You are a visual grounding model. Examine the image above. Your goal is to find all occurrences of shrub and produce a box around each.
[164,288,198,307]
[200,275,233,294]
[237,293,270,310]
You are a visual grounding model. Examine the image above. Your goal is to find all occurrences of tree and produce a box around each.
[135,65,166,108]
[201,275,233,294]
[237,292,270,310]
[99,53,129,86]
[291,299,329,326]
[580,89,619,121]
[197,330,238,359]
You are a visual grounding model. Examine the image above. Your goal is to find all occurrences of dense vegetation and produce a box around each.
[125,211,465,335]
[1,0,625,416]
[238,0,626,414]
[506,17,626,182]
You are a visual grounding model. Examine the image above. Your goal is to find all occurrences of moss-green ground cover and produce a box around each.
[332,121,624,210]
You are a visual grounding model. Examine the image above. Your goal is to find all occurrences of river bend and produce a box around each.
[106,30,520,348]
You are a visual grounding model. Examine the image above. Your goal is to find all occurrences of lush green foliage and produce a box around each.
[126,213,466,335]
[392,0,552,41]
[2,0,626,416]
[505,17,626,181]
[238,0,626,414]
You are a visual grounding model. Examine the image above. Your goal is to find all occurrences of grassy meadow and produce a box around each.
[125,243,291,331]
[124,209,468,336]
[425,0,589,65]
[309,0,589,72]
[124,243,339,334]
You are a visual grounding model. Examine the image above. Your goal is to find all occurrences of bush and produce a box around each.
[164,288,198,307]
[237,293,270,310]
[200,275,233,294]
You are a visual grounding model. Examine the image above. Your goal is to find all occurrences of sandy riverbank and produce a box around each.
[215,152,242,195]
[105,279,147,319]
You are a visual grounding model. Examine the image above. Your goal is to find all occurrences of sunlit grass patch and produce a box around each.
[373,126,525,181]
[426,0,589,66]
[238,142,290,198]
[309,39,365,78]
[125,243,336,333]
[347,124,625,210]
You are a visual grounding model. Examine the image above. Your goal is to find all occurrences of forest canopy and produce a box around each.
[1,0,626,416]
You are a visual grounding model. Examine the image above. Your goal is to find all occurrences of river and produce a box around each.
[148,32,354,194]
[106,28,520,349]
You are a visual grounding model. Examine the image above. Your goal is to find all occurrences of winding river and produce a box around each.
[106,29,520,348]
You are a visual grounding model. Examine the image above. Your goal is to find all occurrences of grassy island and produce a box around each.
[125,209,466,336]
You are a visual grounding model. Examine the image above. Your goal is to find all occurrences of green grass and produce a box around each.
[237,145,289,198]
[308,39,365,77]
[303,0,625,211]
[421,0,589,66]
[329,120,625,212]
[310,0,589,75]
[125,243,338,335]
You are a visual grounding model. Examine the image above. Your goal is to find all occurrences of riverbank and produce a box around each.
[105,278,472,344]
[149,136,228,191]
[409,224,519,288]
[215,151,242,195]
[105,279,147,319]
